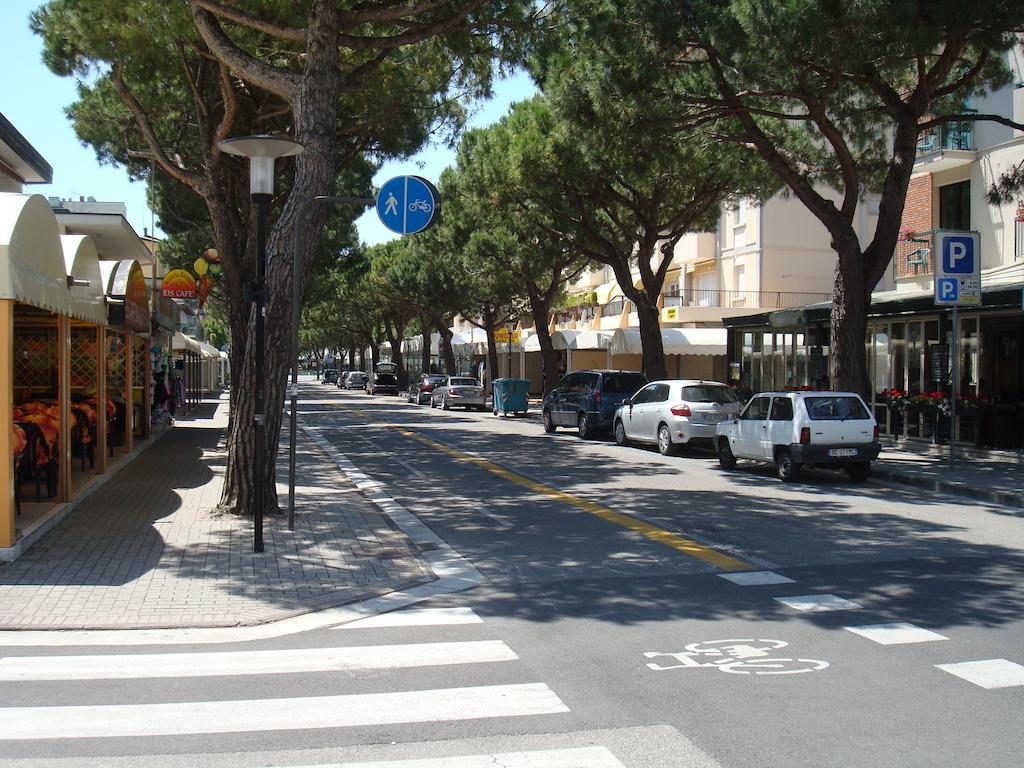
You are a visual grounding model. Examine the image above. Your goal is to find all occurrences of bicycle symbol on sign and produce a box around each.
[644,639,828,675]
[408,199,432,212]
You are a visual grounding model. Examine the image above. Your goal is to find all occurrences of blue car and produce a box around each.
[542,369,648,439]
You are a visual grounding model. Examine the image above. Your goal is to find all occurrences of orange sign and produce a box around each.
[123,262,150,332]
[162,268,197,299]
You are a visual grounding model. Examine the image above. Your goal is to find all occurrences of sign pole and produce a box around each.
[949,304,957,469]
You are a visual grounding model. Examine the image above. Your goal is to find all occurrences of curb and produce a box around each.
[871,468,1024,510]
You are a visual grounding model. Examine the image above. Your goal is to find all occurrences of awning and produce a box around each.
[608,327,727,357]
[552,329,612,350]
[0,193,71,315]
[60,234,108,325]
[171,331,203,354]
[595,281,623,305]
[196,340,220,360]
[100,259,150,332]
[523,331,542,352]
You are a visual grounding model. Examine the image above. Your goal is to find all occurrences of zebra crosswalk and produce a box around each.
[0,604,627,766]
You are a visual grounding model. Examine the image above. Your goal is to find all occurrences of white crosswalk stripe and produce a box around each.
[286,745,626,767]
[343,606,484,629]
[0,640,517,681]
[0,683,570,740]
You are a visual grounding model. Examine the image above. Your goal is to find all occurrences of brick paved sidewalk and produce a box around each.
[0,395,435,629]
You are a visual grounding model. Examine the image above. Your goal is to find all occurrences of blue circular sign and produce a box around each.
[375,175,440,235]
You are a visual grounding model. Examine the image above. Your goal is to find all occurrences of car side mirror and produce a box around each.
[622,397,632,407]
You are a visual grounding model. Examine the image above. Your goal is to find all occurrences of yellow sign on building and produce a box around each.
[494,328,521,344]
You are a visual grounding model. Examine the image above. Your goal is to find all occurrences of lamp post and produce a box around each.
[288,195,374,530]
[218,135,303,554]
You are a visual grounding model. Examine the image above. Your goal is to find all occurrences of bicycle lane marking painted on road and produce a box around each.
[341,406,753,573]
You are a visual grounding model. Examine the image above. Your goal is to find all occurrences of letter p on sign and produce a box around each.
[942,236,974,274]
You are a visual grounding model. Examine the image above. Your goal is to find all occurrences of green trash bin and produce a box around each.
[492,378,531,417]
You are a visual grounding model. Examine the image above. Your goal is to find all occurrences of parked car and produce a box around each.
[407,373,447,404]
[335,369,351,388]
[322,368,340,385]
[342,371,368,390]
[430,376,487,410]
[613,380,742,456]
[714,391,880,482]
[367,362,400,395]
[542,370,648,439]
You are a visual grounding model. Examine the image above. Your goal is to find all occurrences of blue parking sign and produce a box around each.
[935,277,959,304]
[941,236,974,274]
[376,176,440,235]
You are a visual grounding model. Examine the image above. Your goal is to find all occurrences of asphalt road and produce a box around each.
[3,380,1022,767]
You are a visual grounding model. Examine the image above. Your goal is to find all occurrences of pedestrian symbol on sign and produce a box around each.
[383,192,398,217]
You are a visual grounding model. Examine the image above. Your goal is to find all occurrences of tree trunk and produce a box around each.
[830,243,871,397]
[485,324,500,391]
[384,321,408,388]
[419,314,432,374]
[438,324,456,373]
[634,297,667,380]
[525,288,559,395]
[218,0,340,518]
[369,339,380,370]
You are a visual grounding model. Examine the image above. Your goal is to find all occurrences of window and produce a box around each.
[742,396,770,420]
[736,199,746,225]
[631,384,657,404]
[734,265,746,293]
[681,385,739,403]
[450,378,479,387]
[770,397,794,421]
[939,181,970,231]
[1016,216,1024,260]
[650,383,671,403]
[804,396,870,421]
[603,372,648,393]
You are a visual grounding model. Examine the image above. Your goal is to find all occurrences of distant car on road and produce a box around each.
[341,371,368,390]
[542,369,648,439]
[407,373,447,404]
[430,376,487,410]
[715,390,880,482]
[322,368,340,385]
[367,362,400,395]
[613,380,741,456]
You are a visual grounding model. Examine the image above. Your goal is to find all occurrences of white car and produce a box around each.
[613,380,741,456]
[714,391,881,482]
[341,371,368,390]
[430,377,487,411]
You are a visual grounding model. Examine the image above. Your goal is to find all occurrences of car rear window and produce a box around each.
[804,396,870,421]
[602,373,648,393]
[451,378,480,386]
[681,385,739,403]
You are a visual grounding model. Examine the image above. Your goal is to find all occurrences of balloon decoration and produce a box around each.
[194,248,222,308]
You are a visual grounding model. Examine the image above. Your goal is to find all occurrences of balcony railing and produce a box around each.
[916,124,973,154]
[661,289,832,310]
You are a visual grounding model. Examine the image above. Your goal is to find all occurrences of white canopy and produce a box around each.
[60,235,108,325]
[0,193,71,315]
[608,327,727,357]
[552,329,612,350]
[196,340,221,360]
[172,331,203,354]
[523,331,541,352]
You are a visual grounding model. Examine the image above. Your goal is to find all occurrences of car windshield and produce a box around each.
[804,396,870,420]
[603,373,648,393]
[425,375,446,383]
[376,364,397,373]
[681,385,739,403]
[450,378,480,387]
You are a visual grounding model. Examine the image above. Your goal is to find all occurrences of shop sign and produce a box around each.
[162,268,197,299]
[494,328,521,344]
[663,306,680,322]
[123,262,150,331]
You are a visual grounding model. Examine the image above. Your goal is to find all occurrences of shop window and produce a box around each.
[939,181,970,231]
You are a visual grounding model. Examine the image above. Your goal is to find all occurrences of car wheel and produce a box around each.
[577,413,592,440]
[775,448,802,482]
[613,420,629,446]
[441,398,450,411]
[542,410,556,433]
[430,398,437,408]
[657,424,678,456]
[847,462,871,482]
[717,438,737,469]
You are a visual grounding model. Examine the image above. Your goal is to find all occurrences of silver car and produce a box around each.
[342,371,368,390]
[613,379,741,456]
[430,376,487,411]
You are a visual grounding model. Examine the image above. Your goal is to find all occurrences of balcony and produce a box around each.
[915,123,976,172]
[661,289,832,311]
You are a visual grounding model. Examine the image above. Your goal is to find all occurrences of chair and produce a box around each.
[14,421,53,503]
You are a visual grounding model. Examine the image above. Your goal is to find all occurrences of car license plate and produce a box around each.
[828,448,858,457]
[702,413,727,423]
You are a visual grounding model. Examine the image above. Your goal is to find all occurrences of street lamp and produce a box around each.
[219,134,303,553]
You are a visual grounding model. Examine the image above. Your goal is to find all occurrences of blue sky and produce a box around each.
[1,0,535,246]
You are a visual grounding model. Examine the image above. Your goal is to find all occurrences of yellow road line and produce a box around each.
[344,406,753,572]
